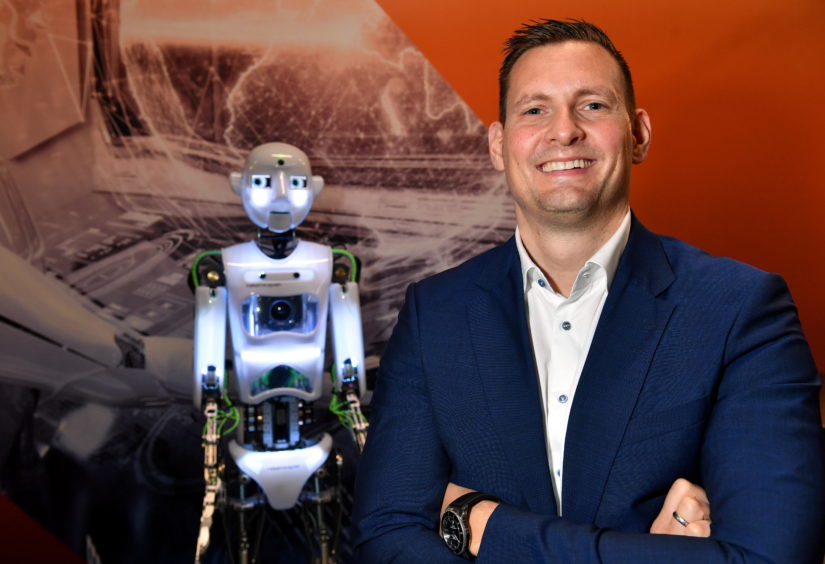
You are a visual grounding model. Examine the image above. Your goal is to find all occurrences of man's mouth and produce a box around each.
[539,159,595,172]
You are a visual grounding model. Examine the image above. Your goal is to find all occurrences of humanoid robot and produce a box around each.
[191,143,368,563]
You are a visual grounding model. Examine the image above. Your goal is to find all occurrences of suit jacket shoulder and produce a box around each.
[414,237,519,299]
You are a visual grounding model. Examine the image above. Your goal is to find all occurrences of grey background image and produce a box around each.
[0,0,513,561]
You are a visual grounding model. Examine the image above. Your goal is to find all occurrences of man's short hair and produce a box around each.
[498,19,635,123]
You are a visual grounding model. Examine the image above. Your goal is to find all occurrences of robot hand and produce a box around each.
[329,259,368,453]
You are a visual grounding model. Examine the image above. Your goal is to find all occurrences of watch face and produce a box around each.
[440,510,466,554]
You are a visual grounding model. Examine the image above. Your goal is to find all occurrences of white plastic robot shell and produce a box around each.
[228,433,332,510]
[223,239,332,404]
[329,282,366,398]
[193,286,227,408]
[229,142,324,233]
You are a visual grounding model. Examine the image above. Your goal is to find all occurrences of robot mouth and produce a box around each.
[267,211,292,232]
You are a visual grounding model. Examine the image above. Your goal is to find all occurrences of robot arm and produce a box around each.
[193,283,227,408]
[329,281,365,398]
[191,255,230,562]
[328,251,368,452]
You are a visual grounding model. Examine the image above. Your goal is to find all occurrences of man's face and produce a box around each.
[489,41,651,231]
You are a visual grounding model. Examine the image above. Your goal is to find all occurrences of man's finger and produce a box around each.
[684,519,712,538]
[675,495,710,522]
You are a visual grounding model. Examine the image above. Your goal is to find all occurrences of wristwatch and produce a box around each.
[439,491,501,559]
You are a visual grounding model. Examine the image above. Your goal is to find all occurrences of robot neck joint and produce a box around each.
[257,229,297,259]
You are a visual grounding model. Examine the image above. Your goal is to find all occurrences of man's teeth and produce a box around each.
[540,159,594,172]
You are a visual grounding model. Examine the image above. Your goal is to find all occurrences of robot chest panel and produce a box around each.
[221,241,333,402]
[223,241,333,337]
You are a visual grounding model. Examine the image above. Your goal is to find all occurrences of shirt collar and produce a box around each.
[515,209,631,295]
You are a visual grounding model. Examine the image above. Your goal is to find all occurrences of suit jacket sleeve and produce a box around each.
[352,282,456,563]
[353,272,825,563]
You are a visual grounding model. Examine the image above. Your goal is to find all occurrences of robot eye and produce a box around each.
[290,175,308,189]
[251,174,271,188]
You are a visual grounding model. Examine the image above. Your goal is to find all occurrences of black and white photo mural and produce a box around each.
[0,0,510,561]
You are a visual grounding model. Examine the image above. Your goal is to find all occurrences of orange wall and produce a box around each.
[378,0,825,420]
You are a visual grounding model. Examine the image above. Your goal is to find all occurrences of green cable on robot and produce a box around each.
[192,143,369,563]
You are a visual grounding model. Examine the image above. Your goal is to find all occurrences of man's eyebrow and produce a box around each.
[575,87,620,102]
[511,93,552,108]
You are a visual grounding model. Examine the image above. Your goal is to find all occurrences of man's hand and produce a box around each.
[649,478,711,537]
[441,483,499,557]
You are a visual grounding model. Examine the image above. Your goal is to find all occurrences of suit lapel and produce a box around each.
[562,217,676,524]
[468,239,557,516]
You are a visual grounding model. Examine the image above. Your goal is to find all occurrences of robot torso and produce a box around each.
[223,239,332,404]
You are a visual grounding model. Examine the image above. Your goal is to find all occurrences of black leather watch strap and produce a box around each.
[441,491,502,559]
[448,491,501,511]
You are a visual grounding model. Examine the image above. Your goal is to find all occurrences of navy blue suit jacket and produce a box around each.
[353,216,825,562]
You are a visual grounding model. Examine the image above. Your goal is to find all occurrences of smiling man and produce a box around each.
[352,19,824,563]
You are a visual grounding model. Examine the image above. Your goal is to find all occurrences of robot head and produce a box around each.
[230,143,324,232]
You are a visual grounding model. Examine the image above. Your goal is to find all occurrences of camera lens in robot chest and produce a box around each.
[270,300,292,321]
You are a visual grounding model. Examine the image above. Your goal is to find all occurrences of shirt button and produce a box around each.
[558,394,568,403]
[561,321,572,331]
[538,279,546,288]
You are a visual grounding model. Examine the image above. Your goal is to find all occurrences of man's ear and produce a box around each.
[488,121,505,171]
[631,108,652,164]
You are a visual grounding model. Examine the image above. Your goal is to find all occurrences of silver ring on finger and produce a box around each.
[672,511,689,527]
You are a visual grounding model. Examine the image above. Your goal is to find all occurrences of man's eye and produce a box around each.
[584,102,605,110]
[525,107,542,115]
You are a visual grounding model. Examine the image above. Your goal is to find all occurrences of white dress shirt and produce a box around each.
[515,210,631,514]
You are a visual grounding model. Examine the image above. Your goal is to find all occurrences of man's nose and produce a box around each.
[546,108,583,146]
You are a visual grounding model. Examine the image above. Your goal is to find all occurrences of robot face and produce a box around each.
[232,143,324,232]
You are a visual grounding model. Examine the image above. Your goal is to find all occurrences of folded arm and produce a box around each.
[442,477,711,557]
